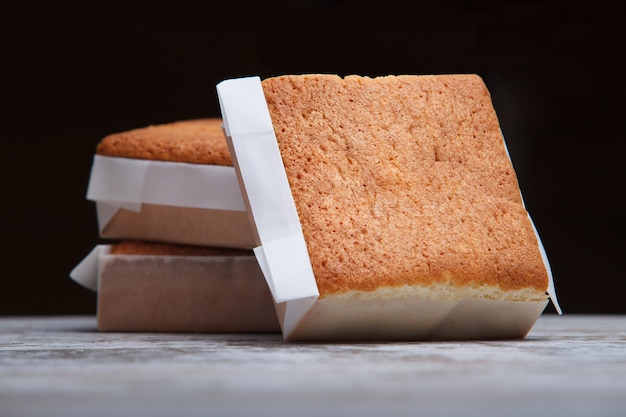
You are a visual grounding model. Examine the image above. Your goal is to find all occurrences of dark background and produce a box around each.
[1,1,623,316]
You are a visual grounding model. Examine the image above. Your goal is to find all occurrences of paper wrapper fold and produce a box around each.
[70,245,280,333]
[86,155,256,249]
[217,76,561,342]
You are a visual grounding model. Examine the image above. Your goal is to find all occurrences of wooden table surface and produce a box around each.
[1,315,625,417]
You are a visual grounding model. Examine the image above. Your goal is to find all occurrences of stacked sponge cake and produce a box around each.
[89,118,256,249]
[70,118,280,333]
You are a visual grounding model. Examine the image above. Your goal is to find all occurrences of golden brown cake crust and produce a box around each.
[96,118,232,165]
[261,74,548,297]
[110,240,253,257]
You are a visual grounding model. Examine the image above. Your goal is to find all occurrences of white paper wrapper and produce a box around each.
[217,76,561,342]
[70,245,280,333]
[217,77,318,303]
[86,155,256,248]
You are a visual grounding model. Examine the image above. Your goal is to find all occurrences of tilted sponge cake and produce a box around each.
[262,74,548,304]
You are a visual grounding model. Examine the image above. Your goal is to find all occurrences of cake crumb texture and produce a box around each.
[110,240,253,257]
[96,118,232,165]
[262,74,548,298]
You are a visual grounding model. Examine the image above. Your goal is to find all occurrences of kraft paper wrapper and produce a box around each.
[216,76,561,342]
[70,245,280,333]
[86,155,256,249]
